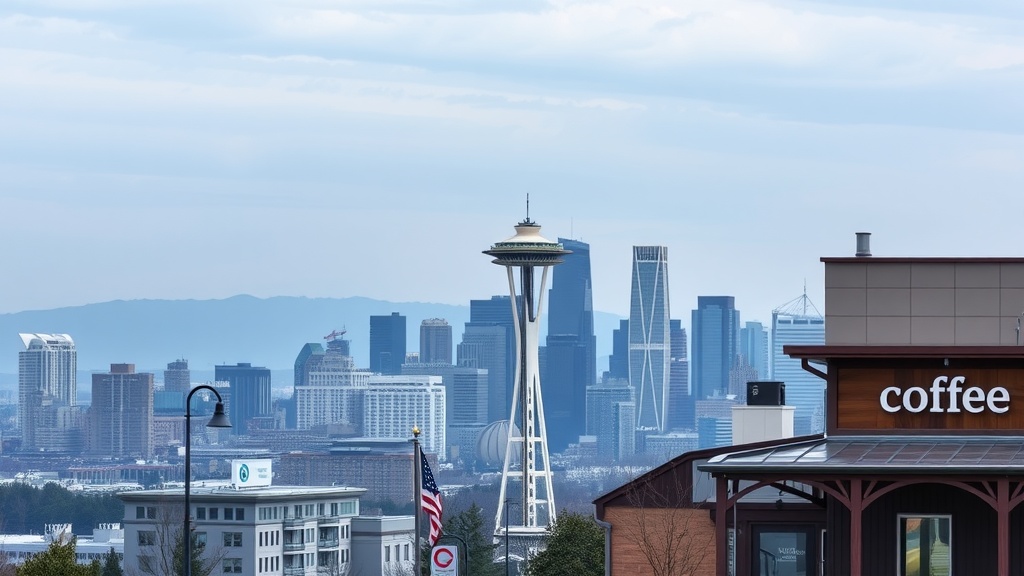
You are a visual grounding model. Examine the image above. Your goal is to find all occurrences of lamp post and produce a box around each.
[504,499,520,576]
[183,385,231,576]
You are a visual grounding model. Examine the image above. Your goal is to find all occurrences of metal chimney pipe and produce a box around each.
[855,232,871,257]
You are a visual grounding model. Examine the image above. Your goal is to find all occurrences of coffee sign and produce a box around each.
[880,376,1010,414]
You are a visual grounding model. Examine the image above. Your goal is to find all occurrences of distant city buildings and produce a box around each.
[18,333,80,452]
[739,321,769,380]
[215,363,273,434]
[629,246,671,432]
[666,319,692,431]
[369,312,406,375]
[544,237,596,451]
[89,363,154,459]
[363,375,445,459]
[586,379,634,460]
[771,292,826,435]
[691,296,740,402]
[459,296,516,423]
[163,358,190,395]
[418,319,452,365]
[295,335,371,432]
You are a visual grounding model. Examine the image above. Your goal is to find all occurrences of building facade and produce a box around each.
[295,337,371,432]
[216,363,273,434]
[770,292,826,435]
[629,246,671,432]
[363,375,446,460]
[18,333,79,452]
[370,312,406,375]
[90,364,154,459]
[419,319,453,365]
[690,296,740,402]
[163,359,191,395]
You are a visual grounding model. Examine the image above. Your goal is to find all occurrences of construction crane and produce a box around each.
[324,328,346,342]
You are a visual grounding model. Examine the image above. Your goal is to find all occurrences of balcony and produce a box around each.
[317,514,339,524]
[284,517,306,527]
[283,566,306,576]
[317,539,339,549]
[283,542,305,552]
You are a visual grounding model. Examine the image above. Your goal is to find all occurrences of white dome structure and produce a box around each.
[476,420,521,468]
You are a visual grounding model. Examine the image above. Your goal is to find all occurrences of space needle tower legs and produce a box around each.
[485,213,570,566]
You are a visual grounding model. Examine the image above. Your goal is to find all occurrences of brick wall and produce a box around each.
[604,506,718,576]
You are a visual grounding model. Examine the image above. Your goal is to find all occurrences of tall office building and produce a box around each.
[163,359,190,395]
[629,246,671,432]
[288,342,326,429]
[419,319,452,365]
[89,364,154,459]
[740,322,769,380]
[608,319,629,381]
[370,313,406,375]
[18,333,79,452]
[544,238,596,452]
[586,380,634,461]
[215,363,273,434]
[771,292,826,435]
[459,296,517,423]
[296,335,372,432]
[691,296,740,402]
[666,320,693,431]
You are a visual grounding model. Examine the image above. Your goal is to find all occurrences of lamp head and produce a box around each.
[206,402,232,428]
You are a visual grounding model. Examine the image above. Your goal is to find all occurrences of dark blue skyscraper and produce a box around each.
[608,319,629,381]
[667,319,693,430]
[370,312,406,375]
[691,296,740,402]
[460,296,518,423]
[215,362,272,434]
[543,238,596,451]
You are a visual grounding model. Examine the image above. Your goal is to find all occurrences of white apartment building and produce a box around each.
[120,479,399,574]
[0,523,123,566]
[364,375,446,460]
[295,356,373,431]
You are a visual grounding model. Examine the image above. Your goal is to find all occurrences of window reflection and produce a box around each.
[900,515,951,576]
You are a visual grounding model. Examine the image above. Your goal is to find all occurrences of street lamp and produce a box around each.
[504,499,520,576]
[183,385,231,576]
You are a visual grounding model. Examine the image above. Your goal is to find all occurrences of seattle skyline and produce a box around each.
[2,1,1023,324]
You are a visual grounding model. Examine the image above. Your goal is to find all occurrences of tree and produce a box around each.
[17,536,101,576]
[101,547,123,576]
[618,475,713,576]
[431,503,501,576]
[525,512,604,576]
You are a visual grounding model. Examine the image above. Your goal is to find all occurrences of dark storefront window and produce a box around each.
[753,525,814,576]
[898,515,951,576]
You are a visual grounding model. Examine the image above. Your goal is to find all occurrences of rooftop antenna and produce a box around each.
[803,279,807,315]
[526,193,530,221]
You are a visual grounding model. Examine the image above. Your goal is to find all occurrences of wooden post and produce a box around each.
[850,479,862,576]
[716,476,729,576]
[998,479,1009,576]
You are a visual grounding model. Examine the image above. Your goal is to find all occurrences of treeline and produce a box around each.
[0,483,124,535]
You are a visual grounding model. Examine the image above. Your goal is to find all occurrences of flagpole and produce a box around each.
[412,425,422,576]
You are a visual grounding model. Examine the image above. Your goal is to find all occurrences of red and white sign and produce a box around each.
[430,545,458,576]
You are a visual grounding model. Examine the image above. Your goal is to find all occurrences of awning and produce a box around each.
[700,436,1024,475]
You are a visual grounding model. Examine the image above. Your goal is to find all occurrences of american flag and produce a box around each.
[420,451,443,546]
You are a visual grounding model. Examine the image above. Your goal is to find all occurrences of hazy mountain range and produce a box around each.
[0,295,622,386]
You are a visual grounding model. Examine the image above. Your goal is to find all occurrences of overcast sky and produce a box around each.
[2,0,1023,325]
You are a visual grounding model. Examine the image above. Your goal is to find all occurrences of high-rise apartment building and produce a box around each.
[295,336,372,432]
[771,292,826,435]
[89,363,154,459]
[691,296,740,402]
[163,359,190,395]
[629,246,671,432]
[363,375,446,460]
[215,363,273,434]
[419,319,452,365]
[586,380,634,460]
[543,238,596,451]
[18,333,79,452]
[370,313,406,375]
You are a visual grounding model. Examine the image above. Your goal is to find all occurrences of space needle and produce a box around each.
[485,207,570,567]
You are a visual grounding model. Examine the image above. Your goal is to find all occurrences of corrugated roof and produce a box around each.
[700,436,1024,475]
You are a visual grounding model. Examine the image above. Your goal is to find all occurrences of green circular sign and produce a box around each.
[239,464,250,483]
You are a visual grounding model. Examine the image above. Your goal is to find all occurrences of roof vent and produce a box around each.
[855,232,871,257]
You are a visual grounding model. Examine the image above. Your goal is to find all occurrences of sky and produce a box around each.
[2,0,1023,326]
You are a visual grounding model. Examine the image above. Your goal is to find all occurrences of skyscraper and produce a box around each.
[215,363,272,434]
[771,292,826,435]
[607,319,629,381]
[666,320,692,431]
[163,359,190,395]
[459,296,517,424]
[543,237,596,451]
[419,319,453,365]
[739,321,769,380]
[89,363,154,459]
[18,333,79,452]
[295,334,372,432]
[691,296,740,402]
[369,312,406,375]
[629,246,671,432]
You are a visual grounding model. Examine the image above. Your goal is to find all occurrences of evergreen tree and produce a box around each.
[525,512,604,576]
[101,547,122,576]
[429,503,501,576]
[17,537,101,576]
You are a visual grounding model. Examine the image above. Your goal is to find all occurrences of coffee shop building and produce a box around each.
[597,241,1024,576]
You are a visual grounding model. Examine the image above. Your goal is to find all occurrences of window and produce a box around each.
[235,508,245,521]
[209,507,219,520]
[146,507,156,519]
[330,503,338,516]
[318,503,325,516]
[196,507,206,520]
[305,504,314,517]
[339,501,356,515]
[196,532,208,548]
[222,558,242,574]
[135,506,145,519]
[404,544,409,561]
[385,546,390,562]
[223,532,243,547]
[899,515,951,576]
[224,508,234,520]
[138,531,156,546]
[294,505,302,518]
[139,555,155,572]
